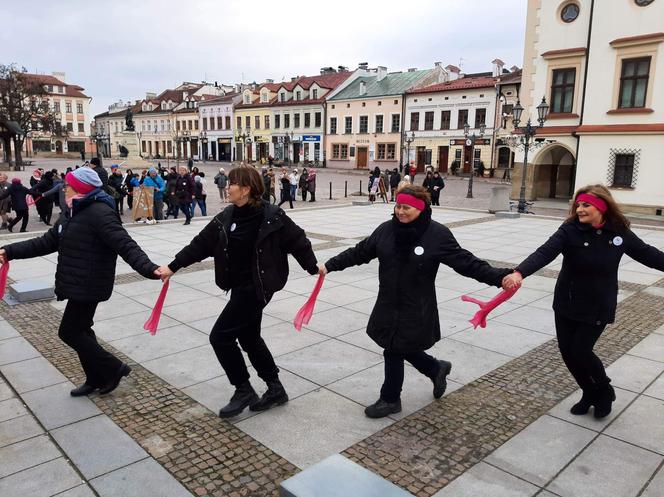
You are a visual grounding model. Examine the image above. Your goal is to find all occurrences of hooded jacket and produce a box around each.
[3,189,158,302]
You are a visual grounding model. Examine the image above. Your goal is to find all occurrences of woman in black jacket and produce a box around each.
[320,185,510,418]
[0,178,34,232]
[0,168,160,397]
[157,166,318,418]
[503,184,664,418]
[33,170,55,225]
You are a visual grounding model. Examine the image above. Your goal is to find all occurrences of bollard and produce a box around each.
[329,182,332,200]
[344,181,347,198]
[359,180,363,196]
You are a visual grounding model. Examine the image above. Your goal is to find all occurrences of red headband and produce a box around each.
[396,193,425,211]
[576,193,607,214]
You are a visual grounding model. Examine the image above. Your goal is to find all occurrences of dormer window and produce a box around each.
[280,92,286,102]
[261,92,268,103]
[312,89,318,99]
[296,91,302,100]
[244,93,251,104]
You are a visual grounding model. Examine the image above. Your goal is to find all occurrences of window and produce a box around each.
[340,144,348,159]
[244,94,251,104]
[314,112,321,127]
[312,89,318,99]
[225,116,231,129]
[53,102,60,113]
[375,115,384,133]
[66,122,73,132]
[391,114,400,133]
[65,102,72,113]
[280,92,286,102]
[314,143,320,161]
[294,113,300,128]
[284,114,290,128]
[275,114,281,129]
[167,141,172,153]
[261,92,268,103]
[441,110,451,129]
[377,143,386,160]
[561,3,579,23]
[619,57,651,108]
[77,123,84,133]
[387,144,396,160]
[330,117,337,134]
[498,147,512,168]
[410,112,420,131]
[551,69,576,113]
[424,111,434,130]
[265,115,270,129]
[142,141,146,153]
[474,108,486,128]
[216,116,222,129]
[304,113,311,127]
[209,117,215,130]
[332,144,340,159]
[359,115,368,133]
[345,116,352,134]
[255,116,260,129]
[203,118,208,131]
[194,120,198,130]
[457,109,468,129]
[296,91,301,100]
[245,116,251,129]
[76,103,83,114]
[177,121,181,131]
[612,154,635,187]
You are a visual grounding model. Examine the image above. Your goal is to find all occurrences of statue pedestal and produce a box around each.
[116,131,150,168]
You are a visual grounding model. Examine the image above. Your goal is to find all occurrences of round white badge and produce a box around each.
[58,225,62,234]
[414,246,424,256]
[230,223,237,232]
[613,236,623,246]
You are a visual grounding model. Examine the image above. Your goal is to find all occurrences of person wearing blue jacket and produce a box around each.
[142,167,166,222]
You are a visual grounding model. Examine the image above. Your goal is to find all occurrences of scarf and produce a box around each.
[392,206,432,258]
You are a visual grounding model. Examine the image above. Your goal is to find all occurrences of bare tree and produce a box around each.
[0,63,64,166]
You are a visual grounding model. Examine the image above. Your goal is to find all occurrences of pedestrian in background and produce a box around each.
[320,185,510,418]
[124,169,136,210]
[306,168,317,203]
[290,168,299,202]
[89,157,108,188]
[214,167,228,202]
[108,165,126,215]
[191,174,208,217]
[0,178,32,232]
[430,171,445,206]
[278,167,293,209]
[143,167,166,222]
[164,168,179,219]
[389,167,401,202]
[503,185,664,419]
[0,173,10,230]
[299,168,309,201]
[175,165,195,225]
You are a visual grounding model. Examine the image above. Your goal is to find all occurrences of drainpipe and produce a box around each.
[572,0,595,196]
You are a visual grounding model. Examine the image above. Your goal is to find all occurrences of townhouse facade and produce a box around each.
[517,0,664,213]
[198,93,241,161]
[325,66,445,170]
[233,83,280,162]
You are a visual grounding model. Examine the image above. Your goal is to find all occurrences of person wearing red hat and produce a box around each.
[0,167,161,397]
[320,185,510,418]
[503,184,664,418]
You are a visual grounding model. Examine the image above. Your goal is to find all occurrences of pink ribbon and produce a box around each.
[143,280,170,335]
[293,274,325,331]
[26,195,38,207]
[461,287,519,329]
[0,261,9,300]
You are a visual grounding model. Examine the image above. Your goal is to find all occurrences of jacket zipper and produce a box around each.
[256,247,267,305]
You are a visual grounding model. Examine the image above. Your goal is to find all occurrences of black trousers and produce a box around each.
[278,190,293,209]
[555,313,608,391]
[209,285,278,387]
[380,349,440,402]
[59,300,123,386]
[431,192,441,206]
[9,209,29,231]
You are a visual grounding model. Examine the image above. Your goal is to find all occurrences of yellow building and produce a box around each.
[234,83,279,162]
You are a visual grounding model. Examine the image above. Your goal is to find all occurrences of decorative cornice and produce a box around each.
[576,123,664,134]
[610,32,664,48]
[541,47,587,59]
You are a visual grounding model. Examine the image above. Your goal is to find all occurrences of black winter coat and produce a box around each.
[516,219,664,325]
[0,183,32,211]
[175,174,195,203]
[3,190,158,302]
[169,202,318,303]
[325,220,510,353]
[93,165,109,188]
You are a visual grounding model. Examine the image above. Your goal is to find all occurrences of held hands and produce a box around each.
[502,271,523,290]
[155,265,174,282]
[317,263,328,276]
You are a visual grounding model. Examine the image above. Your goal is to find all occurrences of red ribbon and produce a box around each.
[461,287,518,329]
[293,274,325,331]
[0,261,9,300]
[143,280,170,335]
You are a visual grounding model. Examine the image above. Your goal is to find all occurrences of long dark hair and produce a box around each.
[566,184,630,231]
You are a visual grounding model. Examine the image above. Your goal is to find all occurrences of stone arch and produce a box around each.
[531,142,576,199]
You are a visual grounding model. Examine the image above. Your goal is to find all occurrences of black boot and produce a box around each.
[70,383,97,397]
[432,360,452,399]
[593,380,616,419]
[98,363,132,395]
[219,381,259,418]
[570,388,595,415]
[365,398,402,418]
[249,378,289,412]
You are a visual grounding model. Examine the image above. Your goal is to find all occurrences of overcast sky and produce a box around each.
[1,0,528,118]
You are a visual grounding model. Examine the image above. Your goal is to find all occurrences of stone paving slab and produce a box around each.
[0,458,84,497]
[0,414,44,447]
[90,458,192,497]
[0,356,68,393]
[0,434,61,479]
[21,382,101,430]
[431,461,539,497]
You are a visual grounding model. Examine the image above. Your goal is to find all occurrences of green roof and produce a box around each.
[329,69,433,100]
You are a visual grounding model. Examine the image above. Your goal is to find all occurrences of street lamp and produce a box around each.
[236,130,251,163]
[201,131,208,163]
[512,97,550,213]
[95,129,108,162]
[402,131,415,174]
[463,121,487,199]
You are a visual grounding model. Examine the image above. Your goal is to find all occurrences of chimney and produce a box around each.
[146,92,156,100]
[434,62,442,68]
[407,67,417,72]
[266,79,274,84]
[359,81,367,96]
[338,65,348,72]
[445,65,461,81]
[234,83,241,93]
[510,65,520,73]
[376,66,387,82]
[492,58,505,77]
[358,62,369,70]
[52,71,66,83]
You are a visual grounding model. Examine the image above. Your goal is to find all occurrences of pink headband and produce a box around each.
[396,193,425,211]
[576,193,607,214]
[65,172,97,194]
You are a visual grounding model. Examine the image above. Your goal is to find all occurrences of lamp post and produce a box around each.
[402,131,415,174]
[512,97,550,213]
[236,130,250,162]
[201,131,208,163]
[463,121,487,199]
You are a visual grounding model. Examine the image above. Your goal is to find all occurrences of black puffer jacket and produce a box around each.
[325,220,510,353]
[169,201,318,303]
[3,189,158,302]
[0,183,32,211]
[516,219,664,325]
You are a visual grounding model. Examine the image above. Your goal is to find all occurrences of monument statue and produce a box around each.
[125,108,135,132]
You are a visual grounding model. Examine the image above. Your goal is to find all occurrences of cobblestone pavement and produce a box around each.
[1,203,663,496]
